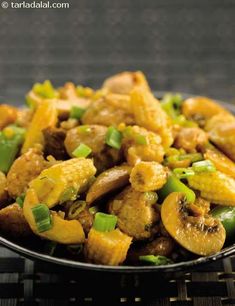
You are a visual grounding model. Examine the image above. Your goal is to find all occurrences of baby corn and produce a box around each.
[21,99,58,154]
[208,122,235,162]
[187,171,235,206]
[85,228,132,265]
[130,88,173,148]
[130,161,167,192]
[29,158,96,208]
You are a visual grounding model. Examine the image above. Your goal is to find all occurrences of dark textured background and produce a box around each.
[0,0,235,105]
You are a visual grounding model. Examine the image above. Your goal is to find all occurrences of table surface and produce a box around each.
[0,245,234,305]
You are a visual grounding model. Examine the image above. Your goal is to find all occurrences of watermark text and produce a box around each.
[1,0,70,9]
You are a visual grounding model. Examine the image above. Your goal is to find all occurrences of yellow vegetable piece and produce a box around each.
[208,121,235,163]
[23,188,85,244]
[188,171,235,206]
[86,165,131,205]
[0,104,18,130]
[85,228,132,265]
[29,158,96,208]
[102,71,150,94]
[161,192,225,256]
[0,171,8,204]
[130,88,173,148]
[21,100,57,154]
[204,147,235,179]
[182,97,229,126]
[130,161,168,192]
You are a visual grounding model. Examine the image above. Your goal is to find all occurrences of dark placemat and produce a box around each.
[0,246,234,305]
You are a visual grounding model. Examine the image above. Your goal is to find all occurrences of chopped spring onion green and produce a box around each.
[105,126,122,149]
[16,193,26,208]
[173,168,195,179]
[93,212,117,232]
[139,255,173,265]
[173,115,198,127]
[161,93,183,119]
[192,160,216,173]
[165,153,203,167]
[31,204,52,233]
[0,126,26,173]
[67,201,86,220]
[72,143,92,158]
[135,134,147,145]
[178,153,203,163]
[0,140,19,173]
[158,174,196,203]
[33,80,58,99]
[70,106,86,120]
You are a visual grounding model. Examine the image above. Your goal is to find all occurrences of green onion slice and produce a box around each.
[33,80,58,99]
[93,212,117,232]
[173,115,198,127]
[178,153,203,163]
[31,204,52,233]
[70,106,86,120]
[67,201,86,220]
[72,143,92,158]
[139,255,173,266]
[105,126,122,149]
[161,93,183,119]
[192,160,216,173]
[16,193,26,208]
[173,167,195,179]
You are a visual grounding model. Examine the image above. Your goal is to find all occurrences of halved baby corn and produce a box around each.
[130,88,173,148]
[23,188,85,244]
[29,158,96,208]
[130,161,168,192]
[187,171,235,206]
[21,99,58,153]
[204,147,235,179]
[85,228,132,265]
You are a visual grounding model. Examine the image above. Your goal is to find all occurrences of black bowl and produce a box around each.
[1,92,235,278]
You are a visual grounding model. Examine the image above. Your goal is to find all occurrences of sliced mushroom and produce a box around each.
[42,127,68,160]
[127,236,175,264]
[161,192,225,256]
[102,71,150,94]
[86,165,131,205]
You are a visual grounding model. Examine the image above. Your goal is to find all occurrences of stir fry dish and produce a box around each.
[1,71,235,267]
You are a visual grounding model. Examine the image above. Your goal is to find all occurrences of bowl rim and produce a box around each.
[1,92,235,273]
